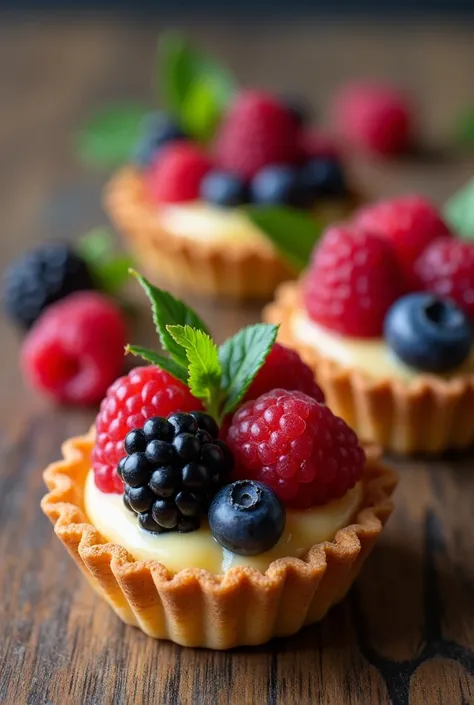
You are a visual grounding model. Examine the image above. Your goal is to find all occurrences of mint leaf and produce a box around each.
[78,228,132,294]
[158,32,235,143]
[76,102,147,168]
[126,345,188,384]
[244,206,322,271]
[131,271,210,367]
[444,178,474,240]
[167,325,222,416]
[219,324,279,416]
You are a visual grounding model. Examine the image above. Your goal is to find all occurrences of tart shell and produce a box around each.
[104,167,361,301]
[41,431,396,649]
[264,282,474,455]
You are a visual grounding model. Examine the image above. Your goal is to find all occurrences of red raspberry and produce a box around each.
[227,389,365,509]
[355,196,452,285]
[303,223,404,337]
[297,128,340,161]
[332,82,413,156]
[214,90,300,180]
[145,142,212,203]
[415,237,474,321]
[21,292,126,406]
[245,343,325,403]
[92,366,202,493]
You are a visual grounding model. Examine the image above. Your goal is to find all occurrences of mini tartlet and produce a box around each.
[264,196,474,455]
[41,274,396,649]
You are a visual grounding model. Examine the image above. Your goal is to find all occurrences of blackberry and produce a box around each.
[119,411,234,533]
[3,243,95,329]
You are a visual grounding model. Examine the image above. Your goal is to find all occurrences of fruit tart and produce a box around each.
[265,193,474,455]
[104,37,361,300]
[42,273,396,649]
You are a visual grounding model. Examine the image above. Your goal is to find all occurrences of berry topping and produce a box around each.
[300,158,347,199]
[199,170,248,207]
[145,142,212,203]
[250,165,310,207]
[214,90,300,181]
[21,292,126,406]
[120,412,234,533]
[227,389,365,509]
[245,342,325,404]
[415,237,474,321]
[131,111,187,168]
[332,81,413,156]
[297,128,340,161]
[303,224,404,337]
[355,196,452,285]
[384,293,473,373]
[92,366,202,493]
[3,243,95,329]
[209,480,285,555]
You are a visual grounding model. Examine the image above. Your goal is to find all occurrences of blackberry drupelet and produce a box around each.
[3,243,95,329]
[119,411,234,533]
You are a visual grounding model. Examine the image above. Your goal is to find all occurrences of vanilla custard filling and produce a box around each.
[291,308,474,384]
[84,470,363,574]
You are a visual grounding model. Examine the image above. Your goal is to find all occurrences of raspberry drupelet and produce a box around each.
[227,389,365,509]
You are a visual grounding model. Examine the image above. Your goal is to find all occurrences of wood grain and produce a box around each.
[1,13,474,705]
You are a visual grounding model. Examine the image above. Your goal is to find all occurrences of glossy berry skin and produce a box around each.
[300,158,347,199]
[214,90,300,181]
[131,111,187,168]
[227,389,365,509]
[92,366,203,493]
[250,165,310,207]
[3,243,95,329]
[415,238,474,321]
[384,293,473,373]
[145,143,212,204]
[332,81,413,156]
[209,480,285,556]
[120,412,234,533]
[199,170,248,207]
[21,292,126,406]
[355,196,452,286]
[303,224,404,338]
[245,342,325,404]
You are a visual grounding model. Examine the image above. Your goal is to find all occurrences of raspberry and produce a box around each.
[297,128,340,161]
[145,142,212,203]
[227,389,365,509]
[303,223,404,337]
[92,366,202,493]
[245,343,325,403]
[21,292,126,406]
[355,196,452,285]
[3,243,95,329]
[415,238,474,321]
[332,82,413,156]
[214,90,300,181]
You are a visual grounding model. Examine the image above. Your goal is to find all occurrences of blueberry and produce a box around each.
[250,165,310,208]
[143,417,174,442]
[131,111,186,168]
[121,453,152,487]
[300,158,347,199]
[209,480,286,556]
[200,170,248,207]
[384,293,473,373]
[124,429,147,455]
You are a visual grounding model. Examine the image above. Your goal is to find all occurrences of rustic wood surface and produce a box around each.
[1,13,474,705]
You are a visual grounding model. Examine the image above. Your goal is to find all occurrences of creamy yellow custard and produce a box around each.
[84,470,363,574]
[290,308,474,384]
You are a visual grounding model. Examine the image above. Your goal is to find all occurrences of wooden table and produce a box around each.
[1,14,474,705]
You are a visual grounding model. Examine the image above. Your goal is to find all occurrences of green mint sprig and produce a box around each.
[127,271,278,424]
[444,177,474,241]
[77,227,134,295]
